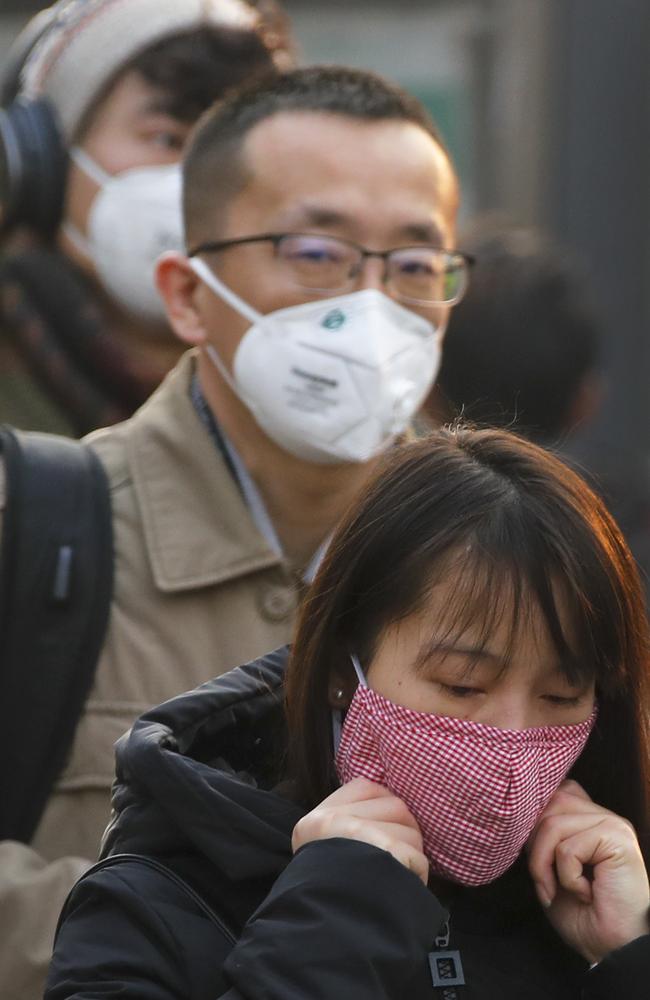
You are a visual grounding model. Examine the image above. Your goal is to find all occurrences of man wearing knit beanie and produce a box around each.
[0,0,294,436]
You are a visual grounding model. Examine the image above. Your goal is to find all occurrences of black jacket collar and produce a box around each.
[102,647,301,886]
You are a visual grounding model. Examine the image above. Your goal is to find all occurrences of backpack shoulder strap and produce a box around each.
[0,425,113,843]
[56,853,237,948]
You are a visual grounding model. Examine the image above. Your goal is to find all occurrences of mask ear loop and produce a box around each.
[189,256,264,404]
[350,653,368,686]
[332,654,368,754]
[61,148,112,263]
[331,707,343,754]
[69,147,111,188]
[189,256,261,325]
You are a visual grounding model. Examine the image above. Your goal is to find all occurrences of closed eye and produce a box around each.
[542,694,583,706]
[439,684,482,699]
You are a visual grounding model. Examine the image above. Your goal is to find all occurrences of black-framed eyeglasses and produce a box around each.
[188,232,475,306]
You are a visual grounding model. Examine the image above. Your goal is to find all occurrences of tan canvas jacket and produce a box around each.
[0,352,300,999]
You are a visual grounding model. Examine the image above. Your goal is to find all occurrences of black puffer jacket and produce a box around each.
[46,648,650,999]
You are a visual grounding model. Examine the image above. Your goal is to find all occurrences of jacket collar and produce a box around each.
[104,646,301,878]
[126,351,283,593]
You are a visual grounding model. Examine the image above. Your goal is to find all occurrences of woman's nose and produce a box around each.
[478,697,534,732]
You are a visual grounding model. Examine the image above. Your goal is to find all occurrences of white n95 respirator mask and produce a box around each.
[64,148,185,323]
[190,257,444,465]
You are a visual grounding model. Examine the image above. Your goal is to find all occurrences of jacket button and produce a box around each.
[259,586,296,622]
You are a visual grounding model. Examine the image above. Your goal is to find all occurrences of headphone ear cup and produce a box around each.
[0,97,67,236]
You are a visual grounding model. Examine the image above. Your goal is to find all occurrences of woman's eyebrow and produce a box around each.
[546,664,594,691]
[414,640,504,674]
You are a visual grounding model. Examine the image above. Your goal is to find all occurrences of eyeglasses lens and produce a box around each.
[388,248,466,305]
[275,235,466,304]
[276,234,357,292]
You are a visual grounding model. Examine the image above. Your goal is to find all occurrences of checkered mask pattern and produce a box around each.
[335,656,597,886]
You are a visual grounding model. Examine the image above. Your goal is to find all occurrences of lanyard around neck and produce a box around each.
[192,376,328,583]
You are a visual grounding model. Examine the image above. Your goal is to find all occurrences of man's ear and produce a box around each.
[155,251,207,346]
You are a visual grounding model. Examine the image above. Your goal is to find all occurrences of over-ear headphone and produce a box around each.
[0,8,68,236]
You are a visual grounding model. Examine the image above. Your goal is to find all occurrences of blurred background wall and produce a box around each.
[2,0,649,463]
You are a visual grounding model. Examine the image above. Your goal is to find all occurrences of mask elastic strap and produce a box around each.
[62,149,111,263]
[333,654,367,754]
[350,654,367,687]
[61,220,92,261]
[189,257,261,325]
[190,258,265,409]
[203,343,243,402]
[69,146,111,188]
[331,709,343,754]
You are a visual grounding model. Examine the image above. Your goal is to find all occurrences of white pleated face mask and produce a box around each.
[64,148,185,323]
[190,258,444,464]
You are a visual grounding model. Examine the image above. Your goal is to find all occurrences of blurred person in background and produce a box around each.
[424,221,650,596]
[424,221,603,443]
[0,64,468,999]
[0,0,294,436]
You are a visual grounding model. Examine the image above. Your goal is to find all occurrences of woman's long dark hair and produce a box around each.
[285,427,650,857]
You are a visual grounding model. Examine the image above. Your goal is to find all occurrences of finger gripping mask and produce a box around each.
[336,656,597,886]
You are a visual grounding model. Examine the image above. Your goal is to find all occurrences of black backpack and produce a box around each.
[0,426,113,843]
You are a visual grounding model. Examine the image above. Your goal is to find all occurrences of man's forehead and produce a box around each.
[235,110,458,235]
[273,200,447,245]
[242,108,445,162]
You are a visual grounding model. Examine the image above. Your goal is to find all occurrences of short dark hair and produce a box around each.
[78,19,292,137]
[182,65,452,245]
[432,224,601,441]
[285,426,650,858]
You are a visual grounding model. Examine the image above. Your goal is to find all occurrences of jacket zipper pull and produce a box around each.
[428,918,466,995]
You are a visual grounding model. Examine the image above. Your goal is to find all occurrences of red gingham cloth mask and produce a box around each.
[335,655,598,886]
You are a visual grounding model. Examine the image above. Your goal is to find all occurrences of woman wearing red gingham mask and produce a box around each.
[288,427,650,996]
[48,426,650,999]
[335,654,598,888]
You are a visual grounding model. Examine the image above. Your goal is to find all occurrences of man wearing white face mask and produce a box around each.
[0,65,467,999]
[151,67,468,570]
[0,0,294,436]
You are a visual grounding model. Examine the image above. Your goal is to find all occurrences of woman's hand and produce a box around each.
[527,779,650,963]
[292,777,429,884]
